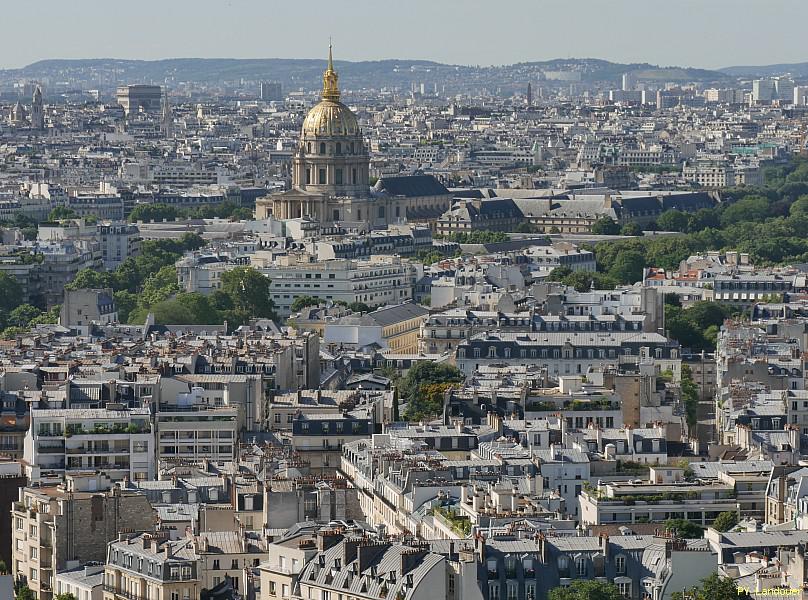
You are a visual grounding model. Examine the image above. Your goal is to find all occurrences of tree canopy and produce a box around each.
[549,580,624,600]
[664,518,704,539]
[712,510,739,532]
[672,573,751,600]
[399,362,463,421]
[590,217,620,235]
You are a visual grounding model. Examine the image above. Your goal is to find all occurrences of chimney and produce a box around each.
[342,537,361,566]
[400,548,428,576]
[358,541,390,572]
[317,529,343,552]
[599,533,610,560]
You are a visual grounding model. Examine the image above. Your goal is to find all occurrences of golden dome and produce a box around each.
[302,100,360,137]
[301,44,361,138]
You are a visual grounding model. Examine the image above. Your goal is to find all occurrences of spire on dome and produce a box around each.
[322,42,340,102]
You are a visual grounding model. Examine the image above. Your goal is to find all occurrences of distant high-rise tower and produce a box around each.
[31,86,44,130]
[527,82,533,106]
[622,72,636,92]
[260,81,283,101]
[161,87,172,137]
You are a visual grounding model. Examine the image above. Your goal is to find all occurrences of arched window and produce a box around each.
[307,142,311,153]
[336,142,341,155]
[319,142,326,155]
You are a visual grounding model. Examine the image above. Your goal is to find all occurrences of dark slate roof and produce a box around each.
[367,303,429,327]
[375,175,450,198]
[619,196,662,214]
[661,192,716,211]
[452,189,486,199]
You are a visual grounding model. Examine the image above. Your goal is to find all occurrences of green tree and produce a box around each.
[720,195,769,227]
[656,209,690,232]
[561,270,616,292]
[65,268,112,291]
[29,305,61,326]
[664,518,704,539]
[790,194,808,217]
[347,302,371,313]
[546,266,573,282]
[712,510,738,532]
[0,272,23,314]
[515,221,539,234]
[399,362,463,421]
[48,206,78,221]
[548,580,623,600]
[8,304,42,327]
[16,586,35,600]
[442,231,510,244]
[149,293,222,325]
[672,573,751,600]
[220,267,277,325]
[290,295,322,313]
[128,203,179,223]
[114,290,138,323]
[681,364,700,428]
[590,217,620,235]
[140,265,180,306]
[0,559,7,574]
[54,594,78,600]
[620,222,643,236]
[607,250,645,284]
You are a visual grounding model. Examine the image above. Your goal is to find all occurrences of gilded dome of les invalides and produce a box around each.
[301,45,361,138]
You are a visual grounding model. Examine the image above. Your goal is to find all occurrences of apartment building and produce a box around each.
[579,476,740,527]
[455,331,680,378]
[12,475,154,600]
[255,254,414,317]
[155,400,238,463]
[194,530,264,593]
[323,303,429,354]
[98,222,141,270]
[24,407,154,483]
[103,532,201,600]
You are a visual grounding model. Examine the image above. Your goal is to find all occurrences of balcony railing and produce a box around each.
[103,584,147,600]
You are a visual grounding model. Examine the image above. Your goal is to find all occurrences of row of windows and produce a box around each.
[305,167,359,185]
[306,141,360,155]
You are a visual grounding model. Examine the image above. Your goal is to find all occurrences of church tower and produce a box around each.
[31,86,44,130]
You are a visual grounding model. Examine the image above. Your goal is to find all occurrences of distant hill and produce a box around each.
[720,62,808,78]
[0,57,729,93]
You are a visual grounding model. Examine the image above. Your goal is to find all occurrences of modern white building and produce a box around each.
[254,254,414,317]
[155,389,238,462]
[24,407,155,483]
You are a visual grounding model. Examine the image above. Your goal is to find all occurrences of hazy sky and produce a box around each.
[2,0,806,70]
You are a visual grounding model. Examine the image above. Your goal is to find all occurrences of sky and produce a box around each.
[2,0,806,70]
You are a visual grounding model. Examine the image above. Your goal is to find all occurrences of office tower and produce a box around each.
[527,82,533,106]
[752,79,775,104]
[622,72,636,91]
[260,81,283,101]
[775,77,795,102]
